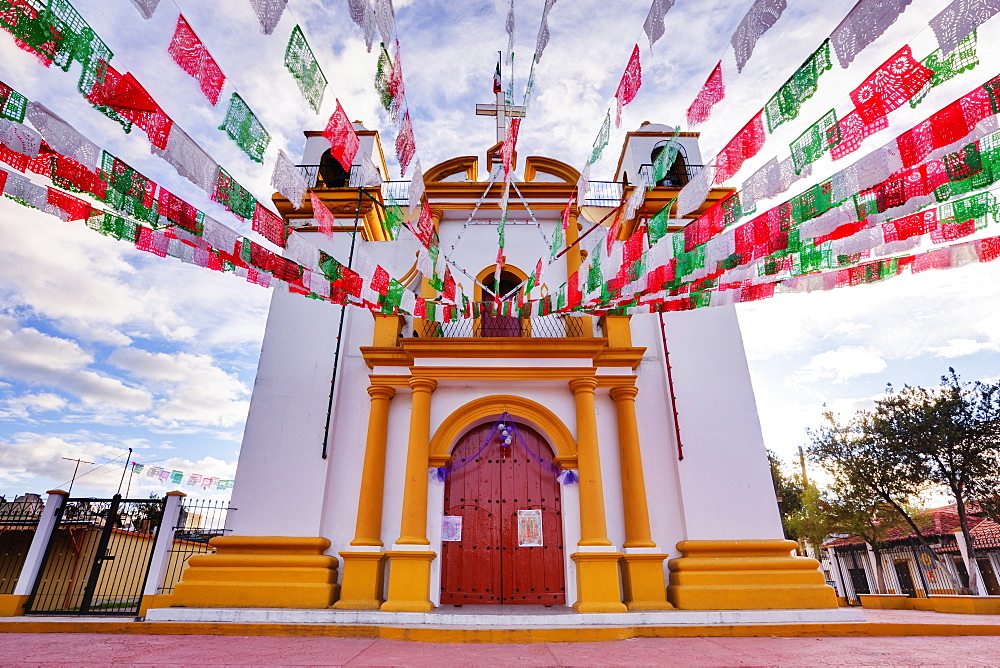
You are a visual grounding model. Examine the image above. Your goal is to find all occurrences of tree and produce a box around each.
[870,369,1000,595]
[824,480,910,594]
[767,450,803,542]
[784,483,835,558]
[807,408,964,592]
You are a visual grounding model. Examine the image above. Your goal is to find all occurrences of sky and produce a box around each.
[1,0,999,501]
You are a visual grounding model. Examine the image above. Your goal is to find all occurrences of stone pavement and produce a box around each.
[2,609,1000,666]
[4,632,1000,666]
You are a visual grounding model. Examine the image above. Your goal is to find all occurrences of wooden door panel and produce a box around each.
[440,421,565,605]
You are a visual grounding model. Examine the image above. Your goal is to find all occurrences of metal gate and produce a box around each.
[25,494,165,615]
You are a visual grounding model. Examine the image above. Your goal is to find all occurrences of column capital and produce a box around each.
[568,377,598,394]
[367,385,397,400]
[408,377,437,393]
[609,385,639,402]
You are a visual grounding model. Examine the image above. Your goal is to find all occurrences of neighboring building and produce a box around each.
[825,505,1000,605]
[164,119,837,614]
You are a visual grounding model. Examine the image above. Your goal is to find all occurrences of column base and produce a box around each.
[380,550,436,612]
[170,536,340,609]
[667,539,838,610]
[139,594,175,617]
[333,551,387,610]
[621,553,673,610]
[0,595,28,617]
[571,552,627,613]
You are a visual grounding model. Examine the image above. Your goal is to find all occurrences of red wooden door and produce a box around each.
[440,422,565,605]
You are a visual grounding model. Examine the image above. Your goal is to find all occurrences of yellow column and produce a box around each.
[335,385,395,609]
[609,385,655,549]
[396,377,436,545]
[381,377,437,612]
[568,377,626,612]
[569,377,611,547]
[609,384,672,610]
[351,386,395,547]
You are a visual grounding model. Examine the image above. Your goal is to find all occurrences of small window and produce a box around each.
[318,149,350,188]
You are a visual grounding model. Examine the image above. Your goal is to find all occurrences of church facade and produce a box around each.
[163,121,837,614]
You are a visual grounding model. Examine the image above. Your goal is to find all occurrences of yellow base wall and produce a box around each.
[667,539,837,610]
[0,595,27,617]
[139,594,175,617]
[170,536,340,609]
[859,594,912,610]
[380,551,436,612]
[333,552,387,610]
[932,595,1000,614]
[620,554,672,610]
[571,553,627,613]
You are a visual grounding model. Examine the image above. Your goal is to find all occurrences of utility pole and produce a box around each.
[62,457,94,496]
[117,448,133,496]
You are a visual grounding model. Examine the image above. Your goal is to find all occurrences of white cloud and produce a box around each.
[0,315,153,411]
[793,346,888,385]
[107,348,251,427]
[0,393,68,420]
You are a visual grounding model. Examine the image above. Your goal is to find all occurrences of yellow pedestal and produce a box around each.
[571,552,627,613]
[138,594,175,617]
[667,539,837,610]
[380,550,436,612]
[333,552,387,610]
[621,554,673,610]
[170,536,340,609]
[0,595,28,617]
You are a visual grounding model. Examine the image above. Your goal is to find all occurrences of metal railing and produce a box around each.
[0,496,43,595]
[157,498,231,595]
[297,164,369,189]
[417,313,586,338]
[636,163,704,188]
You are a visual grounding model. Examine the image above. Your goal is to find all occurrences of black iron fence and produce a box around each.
[831,538,969,604]
[0,495,43,595]
[417,314,586,338]
[26,495,165,615]
[157,498,230,595]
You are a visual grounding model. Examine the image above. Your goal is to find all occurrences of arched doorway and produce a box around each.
[475,265,527,337]
[318,148,350,188]
[440,421,566,605]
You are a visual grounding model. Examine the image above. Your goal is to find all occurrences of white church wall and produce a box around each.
[227,289,347,537]
[627,314,689,556]
[660,306,783,541]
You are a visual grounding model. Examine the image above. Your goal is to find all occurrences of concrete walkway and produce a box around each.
[4,631,1000,665]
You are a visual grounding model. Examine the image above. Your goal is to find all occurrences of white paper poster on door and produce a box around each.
[442,515,462,542]
[517,509,543,547]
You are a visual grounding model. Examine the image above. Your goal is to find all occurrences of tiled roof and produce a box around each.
[823,505,986,548]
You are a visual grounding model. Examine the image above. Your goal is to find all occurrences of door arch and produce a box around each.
[440,421,566,605]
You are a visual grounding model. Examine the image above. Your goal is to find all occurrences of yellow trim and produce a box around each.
[0,595,27,617]
[621,554,672,610]
[667,540,838,610]
[427,394,577,469]
[570,552,627,613]
[405,338,607,359]
[371,315,403,347]
[523,156,581,184]
[139,594,174,617]
[860,594,1000,615]
[598,316,633,347]
[380,551,437,612]
[411,367,598,381]
[169,537,340,609]
[334,552,388,610]
[7,620,1000,641]
[609,385,656,549]
[424,156,478,183]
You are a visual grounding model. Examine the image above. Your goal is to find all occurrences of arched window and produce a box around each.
[476,266,526,337]
[318,149,350,188]
[650,141,689,187]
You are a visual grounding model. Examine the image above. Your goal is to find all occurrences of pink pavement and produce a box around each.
[4,632,1000,666]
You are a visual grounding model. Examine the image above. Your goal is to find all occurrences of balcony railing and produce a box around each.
[298,164,369,189]
[636,163,704,188]
[416,313,586,338]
